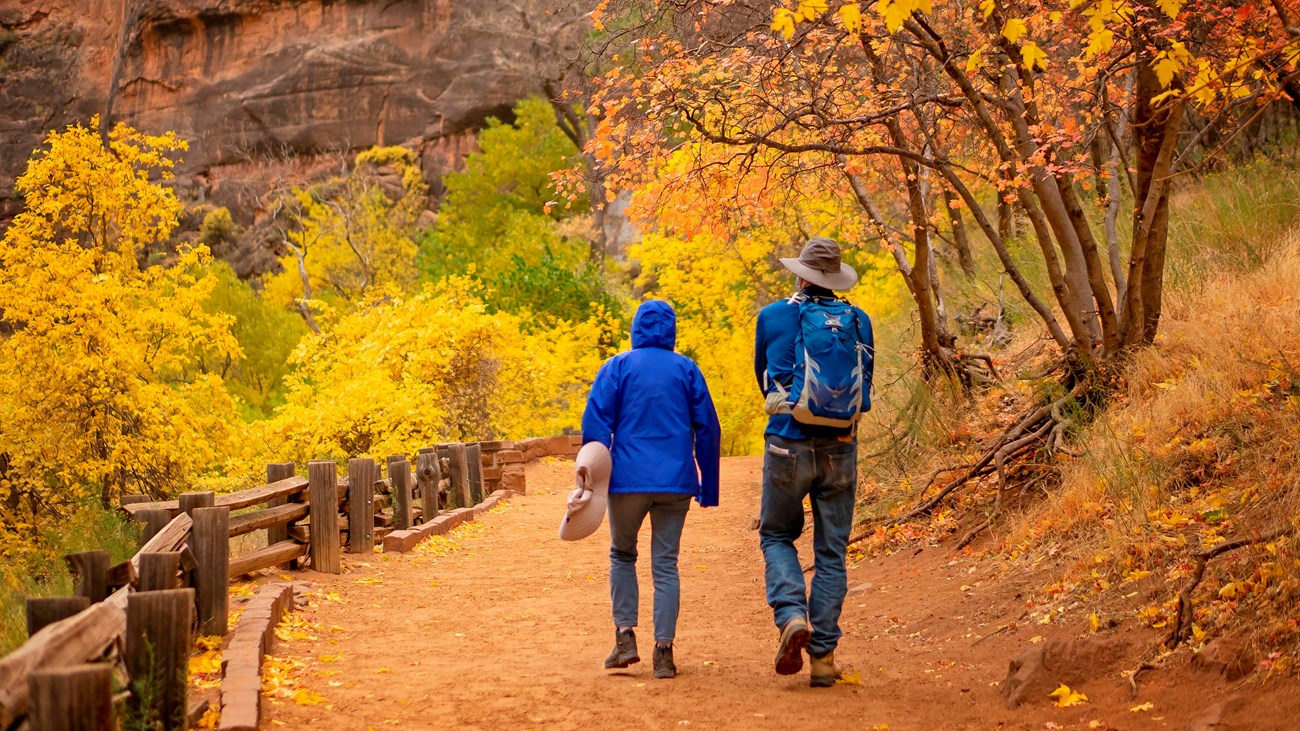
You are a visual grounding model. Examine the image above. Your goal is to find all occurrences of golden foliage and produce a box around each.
[262,147,427,313]
[0,119,241,511]
[241,277,611,467]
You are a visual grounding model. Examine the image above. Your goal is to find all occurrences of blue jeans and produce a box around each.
[759,434,857,656]
[609,492,692,643]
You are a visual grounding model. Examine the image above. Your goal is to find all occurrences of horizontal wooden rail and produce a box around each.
[229,541,308,579]
[227,503,308,537]
[120,476,310,518]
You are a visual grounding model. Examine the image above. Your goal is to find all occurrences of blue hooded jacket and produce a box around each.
[582,300,722,506]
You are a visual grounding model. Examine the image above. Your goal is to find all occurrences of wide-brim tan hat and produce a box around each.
[780,236,858,291]
[558,441,611,541]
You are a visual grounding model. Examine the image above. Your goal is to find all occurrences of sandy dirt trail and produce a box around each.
[262,457,1296,731]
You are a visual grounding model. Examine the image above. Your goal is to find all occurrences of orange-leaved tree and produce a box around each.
[582,0,1300,377]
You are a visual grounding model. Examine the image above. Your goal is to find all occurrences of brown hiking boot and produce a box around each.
[604,628,640,669]
[774,617,811,675]
[809,650,842,687]
[653,643,676,679]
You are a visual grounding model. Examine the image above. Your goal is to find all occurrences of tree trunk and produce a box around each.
[842,167,952,377]
[942,189,975,277]
[905,24,1096,368]
[1123,57,1187,349]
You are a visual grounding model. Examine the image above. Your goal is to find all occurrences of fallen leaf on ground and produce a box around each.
[1048,683,1088,707]
[290,689,327,706]
[196,707,220,729]
[837,669,863,685]
[1130,702,1155,712]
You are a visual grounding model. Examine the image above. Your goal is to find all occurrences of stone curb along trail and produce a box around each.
[218,583,300,731]
[382,489,514,553]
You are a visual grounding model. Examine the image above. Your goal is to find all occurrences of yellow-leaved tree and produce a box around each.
[0,119,241,518]
[242,277,612,467]
[261,146,428,329]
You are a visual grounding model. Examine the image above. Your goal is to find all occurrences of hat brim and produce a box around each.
[558,442,612,541]
[780,257,859,291]
[558,489,608,541]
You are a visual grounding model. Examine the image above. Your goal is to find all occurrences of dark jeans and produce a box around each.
[608,492,692,643]
[759,434,857,656]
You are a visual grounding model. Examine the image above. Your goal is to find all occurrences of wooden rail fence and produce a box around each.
[0,435,581,729]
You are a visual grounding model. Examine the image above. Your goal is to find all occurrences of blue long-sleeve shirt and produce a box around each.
[582,300,722,506]
[754,286,874,441]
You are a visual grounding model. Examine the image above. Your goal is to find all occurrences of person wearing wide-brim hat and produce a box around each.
[754,237,875,687]
[580,299,721,679]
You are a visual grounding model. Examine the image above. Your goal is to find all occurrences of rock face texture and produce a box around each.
[0,0,583,219]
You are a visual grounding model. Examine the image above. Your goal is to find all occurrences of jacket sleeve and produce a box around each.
[688,363,722,507]
[754,309,768,393]
[581,357,621,448]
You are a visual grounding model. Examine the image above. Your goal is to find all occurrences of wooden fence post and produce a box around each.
[64,551,109,604]
[178,491,215,517]
[138,509,172,547]
[24,596,91,636]
[449,444,472,508]
[347,458,376,554]
[416,452,440,522]
[138,552,181,592]
[120,494,150,506]
[389,457,412,530]
[266,462,297,564]
[435,444,453,507]
[192,507,229,636]
[308,461,341,574]
[29,663,113,730]
[126,588,193,731]
[466,443,484,504]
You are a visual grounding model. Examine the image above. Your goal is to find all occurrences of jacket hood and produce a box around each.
[631,299,676,350]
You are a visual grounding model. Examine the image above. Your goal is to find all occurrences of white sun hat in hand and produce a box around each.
[558,441,611,541]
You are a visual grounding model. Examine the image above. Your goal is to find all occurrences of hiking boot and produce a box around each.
[604,628,640,669]
[774,617,811,675]
[653,643,676,679]
[809,650,842,688]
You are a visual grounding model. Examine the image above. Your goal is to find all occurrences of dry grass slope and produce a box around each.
[1009,229,1300,665]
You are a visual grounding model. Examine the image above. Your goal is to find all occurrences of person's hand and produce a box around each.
[567,487,592,510]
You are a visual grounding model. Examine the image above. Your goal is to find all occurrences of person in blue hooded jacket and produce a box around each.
[582,299,721,680]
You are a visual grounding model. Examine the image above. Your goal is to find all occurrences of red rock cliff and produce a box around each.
[0,0,584,218]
